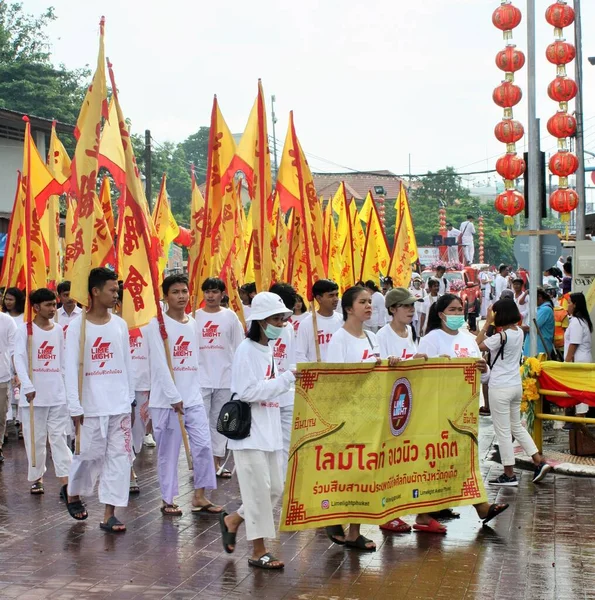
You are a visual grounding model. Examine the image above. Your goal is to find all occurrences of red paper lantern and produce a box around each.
[545,41,576,65]
[495,189,525,225]
[496,154,526,180]
[494,119,524,144]
[549,152,579,177]
[549,188,578,221]
[545,2,575,29]
[493,82,522,108]
[548,77,578,102]
[495,46,526,73]
[493,4,522,31]
[547,112,577,138]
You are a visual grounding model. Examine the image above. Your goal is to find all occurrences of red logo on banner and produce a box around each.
[389,378,412,437]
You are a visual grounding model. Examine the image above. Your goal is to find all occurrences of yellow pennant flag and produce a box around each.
[284,209,308,301]
[98,96,126,190]
[69,17,108,306]
[324,198,341,285]
[187,166,206,307]
[226,80,275,292]
[332,183,356,291]
[152,174,180,280]
[108,60,162,329]
[276,111,326,297]
[100,175,115,239]
[360,192,391,281]
[44,122,72,286]
[91,178,116,269]
[388,184,418,287]
[63,197,77,279]
[0,172,25,290]
[349,199,365,281]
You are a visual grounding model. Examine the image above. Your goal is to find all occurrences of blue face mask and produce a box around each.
[263,323,284,340]
[444,315,466,331]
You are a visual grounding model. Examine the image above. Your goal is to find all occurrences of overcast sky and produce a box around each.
[23,0,595,183]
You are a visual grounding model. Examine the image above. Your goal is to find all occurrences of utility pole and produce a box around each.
[527,0,541,356]
[574,0,586,239]
[145,129,152,213]
[271,95,279,181]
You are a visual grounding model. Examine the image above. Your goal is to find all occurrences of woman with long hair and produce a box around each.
[2,288,25,322]
[476,299,551,485]
[564,292,593,416]
[289,294,309,338]
[324,286,399,550]
[417,294,509,530]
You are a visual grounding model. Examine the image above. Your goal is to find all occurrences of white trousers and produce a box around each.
[68,413,133,507]
[235,449,283,541]
[463,242,474,264]
[280,404,294,484]
[21,404,72,482]
[490,386,538,467]
[131,391,150,454]
[447,246,458,263]
[201,388,230,458]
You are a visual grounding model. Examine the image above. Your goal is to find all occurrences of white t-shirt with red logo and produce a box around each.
[377,324,418,360]
[270,323,296,408]
[229,338,295,452]
[146,314,203,409]
[129,326,150,392]
[418,328,481,359]
[65,314,134,417]
[195,308,245,389]
[296,312,344,363]
[326,328,380,363]
[288,312,309,339]
[57,306,82,333]
[14,322,66,407]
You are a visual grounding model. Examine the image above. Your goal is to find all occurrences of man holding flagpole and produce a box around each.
[64,268,135,532]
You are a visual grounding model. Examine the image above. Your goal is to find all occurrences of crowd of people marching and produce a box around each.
[0,259,592,568]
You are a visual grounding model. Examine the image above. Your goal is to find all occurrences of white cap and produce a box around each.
[249,292,293,321]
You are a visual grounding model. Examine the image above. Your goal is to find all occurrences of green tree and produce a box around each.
[179,127,210,185]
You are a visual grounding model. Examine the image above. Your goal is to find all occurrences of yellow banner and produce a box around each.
[280,359,487,531]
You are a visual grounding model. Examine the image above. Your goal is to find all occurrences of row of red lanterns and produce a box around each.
[545,1,579,230]
[478,215,485,263]
[492,1,526,228]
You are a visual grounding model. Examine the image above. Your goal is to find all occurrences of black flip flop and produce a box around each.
[482,502,509,526]
[219,511,236,554]
[430,508,460,520]
[344,535,376,552]
[66,499,88,521]
[325,525,346,545]
[30,482,44,495]
[248,552,284,570]
[191,502,223,514]
[100,516,126,533]
[216,467,232,479]
[129,482,140,495]
[60,484,67,502]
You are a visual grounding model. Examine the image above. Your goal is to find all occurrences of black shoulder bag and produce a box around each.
[488,331,507,369]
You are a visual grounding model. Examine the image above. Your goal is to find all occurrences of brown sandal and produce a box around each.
[160,503,182,516]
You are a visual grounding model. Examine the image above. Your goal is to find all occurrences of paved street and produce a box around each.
[1,419,595,600]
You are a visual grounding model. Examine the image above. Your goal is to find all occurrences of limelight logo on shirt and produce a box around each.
[454,344,470,358]
[362,349,379,361]
[173,336,192,363]
[202,321,221,344]
[91,337,113,368]
[129,329,142,354]
[273,338,287,360]
[400,348,414,359]
[37,340,56,366]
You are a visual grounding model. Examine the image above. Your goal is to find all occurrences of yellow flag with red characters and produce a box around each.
[388,184,418,286]
[91,178,116,269]
[69,18,108,307]
[152,174,180,280]
[98,97,126,190]
[324,198,341,285]
[108,60,162,329]
[284,209,308,301]
[0,172,25,290]
[187,166,207,307]
[99,174,115,239]
[359,192,391,281]
[276,111,325,298]
[63,197,77,278]
[44,122,71,287]
[349,199,365,281]
[332,183,357,291]
[225,81,274,292]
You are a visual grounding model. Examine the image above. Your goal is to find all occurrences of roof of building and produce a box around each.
[0,108,74,135]
[312,170,403,201]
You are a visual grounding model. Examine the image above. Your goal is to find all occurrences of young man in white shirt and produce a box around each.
[459,215,476,265]
[419,278,441,336]
[14,288,72,494]
[296,279,343,363]
[196,277,244,478]
[0,311,16,463]
[239,282,257,326]
[433,265,449,296]
[56,281,83,332]
[495,264,512,300]
[147,274,221,517]
[64,268,135,532]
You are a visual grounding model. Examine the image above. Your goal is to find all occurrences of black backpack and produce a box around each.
[217,394,251,440]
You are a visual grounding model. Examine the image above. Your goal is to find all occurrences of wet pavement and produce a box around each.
[1,418,595,600]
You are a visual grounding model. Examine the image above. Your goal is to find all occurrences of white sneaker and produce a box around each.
[143,433,156,447]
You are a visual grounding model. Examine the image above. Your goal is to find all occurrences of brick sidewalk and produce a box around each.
[0,420,594,600]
